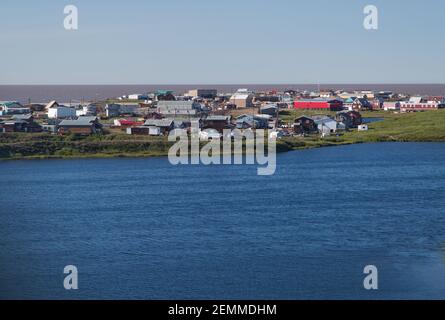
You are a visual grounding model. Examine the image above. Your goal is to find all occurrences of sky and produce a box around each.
[0,0,444,85]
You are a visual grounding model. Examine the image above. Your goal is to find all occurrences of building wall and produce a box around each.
[48,107,76,119]
[400,102,441,112]
[59,126,93,135]
[294,101,330,109]
[230,97,253,108]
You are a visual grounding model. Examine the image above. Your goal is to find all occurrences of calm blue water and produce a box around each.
[1,143,445,300]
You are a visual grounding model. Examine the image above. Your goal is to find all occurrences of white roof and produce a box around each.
[45,101,59,109]
[409,97,422,103]
[230,93,251,100]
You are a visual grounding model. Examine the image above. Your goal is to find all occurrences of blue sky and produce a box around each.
[0,0,443,84]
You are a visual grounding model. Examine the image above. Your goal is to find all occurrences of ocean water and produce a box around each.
[1,143,445,300]
[1,84,445,103]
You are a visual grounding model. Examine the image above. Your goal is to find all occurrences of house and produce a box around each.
[202,115,232,133]
[186,89,217,99]
[41,124,58,134]
[0,119,28,133]
[336,111,362,129]
[155,90,175,101]
[58,116,102,135]
[319,90,336,99]
[359,91,375,99]
[313,116,344,135]
[105,104,140,117]
[11,114,42,132]
[375,91,394,100]
[260,104,278,116]
[383,101,401,111]
[351,98,373,111]
[399,97,445,112]
[343,97,357,109]
[143,119,175,135]
[47,101,76,119]
[293,99,344,111]
[235,114,268,129]
[113,119,145,127]
[76,104,97,117]
[0,101,31,116]
[27,103,47,112]
[338,92,358,99]
[128,94,148,100]
[293,116,317,135]
[229,89,255,108]
[45,101,59,110]
[255,93,280,103]
[126,126,162,136]
[156,101,201,116]
[0,115,41,133]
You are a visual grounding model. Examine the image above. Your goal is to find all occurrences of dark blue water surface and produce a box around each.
[1,143,445,300]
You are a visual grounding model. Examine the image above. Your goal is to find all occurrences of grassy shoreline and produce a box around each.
[1,110,445,161]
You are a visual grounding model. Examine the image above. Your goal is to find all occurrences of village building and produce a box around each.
[400,97,445,112]
[105,103,140,117]
[229,89,255,108]
[128,94,149,100]
[351,98,373,111]
[383,101,401,111]
[186,89,217,99]
[293,99,344,111]
[126,126,162,136]
[375,91,394,100]
[255,93,280,103]
[260,104,278,116]
[202,115,232,133]
[155,90,175,101]
[336,111,363,129]
[313,116,345,135]
[113,119,145,128]
[293,116,318,135]
[235,114,268,129]
[156,101,201,116]
[0,115,42,133]
[11,114,42,132]
[76,104,97,117]
[319,90,336,99]
[58,116,102,135]
[0,101,31,116]
[47,101,77,119]
[27,103,47,112]
[143,119,175,135]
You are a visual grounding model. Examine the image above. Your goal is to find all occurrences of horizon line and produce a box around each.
[1,83,445,86]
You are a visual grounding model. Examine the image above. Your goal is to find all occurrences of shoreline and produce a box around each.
[1,139,444,162]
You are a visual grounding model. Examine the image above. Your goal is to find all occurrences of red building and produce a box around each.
[293,99,344,111]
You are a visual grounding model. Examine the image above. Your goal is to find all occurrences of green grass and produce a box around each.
[278,109,445,151]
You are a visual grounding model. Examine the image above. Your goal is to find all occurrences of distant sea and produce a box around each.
[1,84,445,104]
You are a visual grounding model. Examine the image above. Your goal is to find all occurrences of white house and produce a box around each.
[383,101,401,111]
[76,105,97,117]
[47,105,76,119]
[313,116,343,135]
